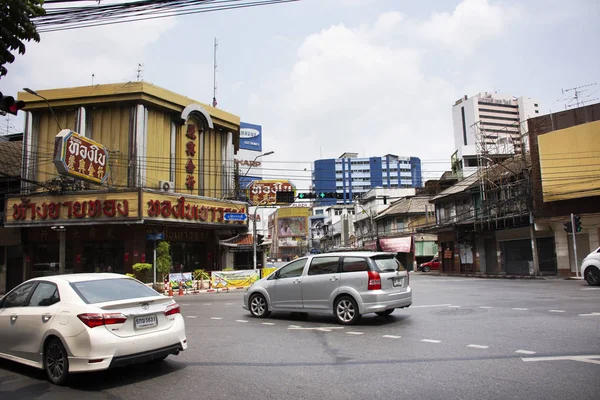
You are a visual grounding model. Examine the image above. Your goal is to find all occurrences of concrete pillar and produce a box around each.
[553,223,570,277]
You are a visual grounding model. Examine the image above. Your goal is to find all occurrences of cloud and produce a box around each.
[246,0,521,185]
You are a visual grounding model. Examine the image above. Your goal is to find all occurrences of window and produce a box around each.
[371,256,405,272]
[1,282,36,308]
[397,219,405,232]
[71,278,158,304]
[534,103,538,107]
[308,256,339,275]
[315,210,324,215]
[276,259,307,279]
[479,108,519,115]
[334,210,342,216]
[29,282,60,307]
[342,257,369,273]
[535,110,539,114]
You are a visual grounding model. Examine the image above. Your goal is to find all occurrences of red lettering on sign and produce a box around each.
[186,141,196,157]
[186,175,195,190]
[186,124,197,140]
[73,201,86,218]
[36,204,48,219]
[62,201,73,218]
[185,159,196,174]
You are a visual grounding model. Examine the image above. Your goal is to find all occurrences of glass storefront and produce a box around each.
[82,241,125,274]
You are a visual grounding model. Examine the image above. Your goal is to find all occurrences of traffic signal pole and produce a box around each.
[571,213,580,278]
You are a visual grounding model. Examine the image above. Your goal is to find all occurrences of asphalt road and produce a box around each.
[1,274,599,400]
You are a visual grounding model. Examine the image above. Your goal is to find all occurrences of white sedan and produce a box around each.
[0,273,187,385]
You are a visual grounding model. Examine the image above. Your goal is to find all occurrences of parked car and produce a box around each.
[418,257,440,272]
[243,252,412,325]
[0,273,187,385]
[581,247,600,286]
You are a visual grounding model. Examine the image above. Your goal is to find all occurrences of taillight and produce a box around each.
[78,313,127,328]
[367,271,381,290]
[164,303,180,316]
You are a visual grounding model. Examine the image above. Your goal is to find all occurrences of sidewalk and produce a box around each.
[412,271,584,280]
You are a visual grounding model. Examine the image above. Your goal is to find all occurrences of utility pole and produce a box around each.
[571,213,580,278]
[213,38,218,107]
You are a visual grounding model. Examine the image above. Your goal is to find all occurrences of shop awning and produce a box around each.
[379,237,412,253]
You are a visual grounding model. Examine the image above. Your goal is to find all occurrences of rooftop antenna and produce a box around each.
[560,83,598,109]
[137,63,144,81]
[92,73,95,86]
[213,38,218,107]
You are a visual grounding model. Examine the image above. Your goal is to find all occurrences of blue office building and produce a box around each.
[313,153,422,205]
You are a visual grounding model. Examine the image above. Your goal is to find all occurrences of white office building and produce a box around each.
[452,92,540,171]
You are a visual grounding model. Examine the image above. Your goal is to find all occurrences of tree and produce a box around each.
[0,0,46,78]
[156,241,172,278]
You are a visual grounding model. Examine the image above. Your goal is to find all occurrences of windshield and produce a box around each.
[71,278,158,304]
[371,256,405,272]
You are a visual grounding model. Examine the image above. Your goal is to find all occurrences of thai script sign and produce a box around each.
[143,193,247,225]
[246,179,295,206]
[53,129,109,184]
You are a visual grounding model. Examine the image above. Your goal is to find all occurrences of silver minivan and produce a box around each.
[243,252,412,325]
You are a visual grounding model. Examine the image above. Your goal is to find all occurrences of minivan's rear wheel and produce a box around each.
[45,338,69,386]
[249,294,270,318]
[376,309,394,317]
[585,266,600,286]
[334,296,360,325]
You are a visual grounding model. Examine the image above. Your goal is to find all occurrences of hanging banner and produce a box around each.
[211,270,260,288]
[168,272,193,289]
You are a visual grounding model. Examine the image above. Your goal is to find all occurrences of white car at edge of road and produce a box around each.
[581,247,600,286]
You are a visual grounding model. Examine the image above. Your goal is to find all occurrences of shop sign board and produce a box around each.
[53,129,109,184]
[246,179,295,206]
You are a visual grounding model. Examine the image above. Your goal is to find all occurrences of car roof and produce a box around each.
[312,251,396,257]
[29,273,129,284]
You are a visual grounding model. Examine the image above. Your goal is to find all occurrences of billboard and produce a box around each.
[246,179,295,206]
[240,122,262,152]
[309,216,326,240]
[53,129,109,184]
[278,216,306,237]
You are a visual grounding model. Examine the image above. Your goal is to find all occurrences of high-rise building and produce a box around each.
[313,153,422,206]
[452,92,540,171]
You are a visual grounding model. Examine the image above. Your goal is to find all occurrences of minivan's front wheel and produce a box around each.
[249,294,271,318]
[45,338,69,386]
[334,296,360,325]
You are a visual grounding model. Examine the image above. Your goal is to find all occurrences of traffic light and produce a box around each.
[257,234,264,246]
[275,191,295,204]
[297,192,315,199]
[0,92,26,116]
[563,221,573,233]
[573,215,582,232]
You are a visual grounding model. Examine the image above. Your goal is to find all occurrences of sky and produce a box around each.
[1,0,599,190]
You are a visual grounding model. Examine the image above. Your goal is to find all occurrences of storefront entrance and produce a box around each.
[82,241,125,274]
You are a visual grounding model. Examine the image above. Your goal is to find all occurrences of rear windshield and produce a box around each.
[71,278,158,304]
[371,256,405,272]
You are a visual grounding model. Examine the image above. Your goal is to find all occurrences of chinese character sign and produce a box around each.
[53,130,109,184]
[185,122,198,191]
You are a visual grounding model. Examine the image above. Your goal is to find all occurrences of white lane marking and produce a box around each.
[181,303,190,306]
[522,355,600,365]
[236,320,248,323]
[262,322,275,326]
[225,303,234,305]
[288,325,344,332]
[411,304,452,308]
[210,317,223,320]
[448,305,461,308]
[579,312,600,317]
[512,308,529,311]
[479,306,493,309]
[581,288,600,291]
[515,350,536,355]
[549,310,566,313]
[382,335,401,339]
[203,303,212,306]
[186,316,197,319]
[468,344,489,349]
[421,339,441,343]
[346,332,364,335]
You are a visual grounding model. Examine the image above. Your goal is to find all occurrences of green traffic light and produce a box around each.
[298,193,305,199]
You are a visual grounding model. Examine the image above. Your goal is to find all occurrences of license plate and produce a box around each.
[392,277,404,287]
[134,315,157,329]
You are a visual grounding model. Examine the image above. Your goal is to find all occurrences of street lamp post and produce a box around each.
[23,88,63,131]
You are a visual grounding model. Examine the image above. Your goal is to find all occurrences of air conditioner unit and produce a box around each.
[159,180,174,192]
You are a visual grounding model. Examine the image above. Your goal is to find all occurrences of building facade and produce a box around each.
[313,152,422,206]
[5,82,247,285]
[452,92,540,173]
[268,207,310,261]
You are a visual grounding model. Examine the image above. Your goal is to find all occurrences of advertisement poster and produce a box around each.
[168,272,193,288]
[211,270,260,288]
[309,216,326,239]
[278,217,306,237]
[240,122,262,152]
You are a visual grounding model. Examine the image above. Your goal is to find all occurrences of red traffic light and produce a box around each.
[0,92,26,115]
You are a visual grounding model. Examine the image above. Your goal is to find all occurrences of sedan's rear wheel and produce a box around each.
[249,294,270,318]
[45,338,69,386]
[334,296,360,325]
[585,266,600,286]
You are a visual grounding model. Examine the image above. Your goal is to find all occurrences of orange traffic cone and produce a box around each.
[168,282,173,297]
[178,281,184,296]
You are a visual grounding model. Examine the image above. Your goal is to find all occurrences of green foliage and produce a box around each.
[0,0,46,78]
[193,269,210,281]
[156,241,172,276]
[132,263,152,272]
[125,273,136,279]
[223,268,235,271]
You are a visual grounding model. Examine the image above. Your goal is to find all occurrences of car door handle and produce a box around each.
[293,280,301,284]
[42,314,52,323]
[10,314,18,322]
[329,277,338,282]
